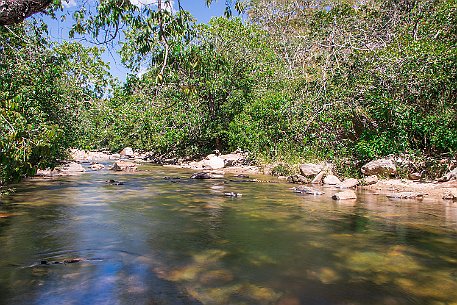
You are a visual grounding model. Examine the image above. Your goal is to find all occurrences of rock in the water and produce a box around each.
[287,174,310,184]
[111,161,137,172]
[323,175,341,185]
[386,192,425,199]
[224,192,242,197]
[332,190,357,200]
[105,179,124,185]
[442,189,457,201]
[299,163,324,177]
[233,174,250,178]
[40,258,85,265]
[191,172,213,179]
[311,171,325,184]
[162,158,178,165]
[90,163,105,170]
[362,175,378,186]
[120,147,134,158]
[361,159,397,176]
[293,186,324,195]
[336,178,359,189]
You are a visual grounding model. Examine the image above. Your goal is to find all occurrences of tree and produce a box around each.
[247,0,457,161]
[0,22,110,186]
[83,17,279,156]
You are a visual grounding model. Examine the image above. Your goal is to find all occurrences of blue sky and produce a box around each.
[40,0,236,81]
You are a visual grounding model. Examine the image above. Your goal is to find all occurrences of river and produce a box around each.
[0,164,456,305]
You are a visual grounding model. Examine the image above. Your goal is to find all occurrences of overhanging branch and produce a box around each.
[0,0,52,25]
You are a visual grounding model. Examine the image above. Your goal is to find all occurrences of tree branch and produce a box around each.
[0,0,52,25]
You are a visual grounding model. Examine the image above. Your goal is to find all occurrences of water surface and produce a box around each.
[0,164,456,305]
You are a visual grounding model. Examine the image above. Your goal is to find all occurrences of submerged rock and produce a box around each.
[332,190,357,200]
[233,174,250,178]
[293,186,324,195]
[105,179,124,185]
[442,189,457,201]
[361,159,397,176]
[164,176,181,180]
[224,192,242,197]
[386,192,425,199]
[191,172,213,179]
[40,258,86,265]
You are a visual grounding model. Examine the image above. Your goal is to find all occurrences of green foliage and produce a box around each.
[229,92,295,160]
[0,23,109,186]
[244,0,457,164]
[86,17,280,158]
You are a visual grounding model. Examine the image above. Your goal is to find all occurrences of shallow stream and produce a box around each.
[0,164,456,305]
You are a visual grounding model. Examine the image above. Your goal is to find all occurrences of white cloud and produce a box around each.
[63,0,77,8]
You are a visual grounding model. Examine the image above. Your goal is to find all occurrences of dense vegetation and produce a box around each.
[1,0,456,188]
[0,22,109,186]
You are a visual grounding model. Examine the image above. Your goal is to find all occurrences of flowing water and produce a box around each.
[0,164,456,305]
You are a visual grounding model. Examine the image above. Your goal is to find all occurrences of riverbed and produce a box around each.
[0,164,456,305]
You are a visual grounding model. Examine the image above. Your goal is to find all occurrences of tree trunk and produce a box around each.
[0,0,52,26]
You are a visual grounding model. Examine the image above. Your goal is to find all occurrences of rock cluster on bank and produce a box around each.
[286,156,457,201]
[162,150,260,175]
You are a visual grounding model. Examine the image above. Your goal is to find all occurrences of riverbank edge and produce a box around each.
[61,148,457,203]
[2,148,455,202]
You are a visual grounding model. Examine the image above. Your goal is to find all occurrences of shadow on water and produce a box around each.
[0,164,456,305]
